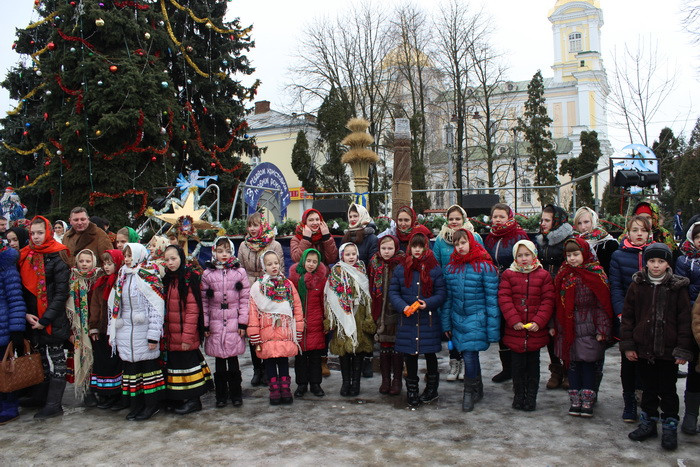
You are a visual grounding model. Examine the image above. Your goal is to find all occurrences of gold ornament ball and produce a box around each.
[95,130,102,136]
[78,148,83,153]
[183,140,187,145]
[205,22,213,29]
[144,32,151,40]
[95,18,105,27]
[225,118,232,125]
[65,121,70,126]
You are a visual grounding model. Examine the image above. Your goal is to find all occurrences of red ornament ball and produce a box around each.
[70,1,76,5]
[23,131,29,136]
[44,160,50,166]
[210,162,216,168]
[109,65,118,73]
[47,42,55,51]
[151,156,157,162]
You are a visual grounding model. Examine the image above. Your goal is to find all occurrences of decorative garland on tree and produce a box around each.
[89,189,149,218]
[185,102,246,173]
[6,83,46,116]
[55,74,84,114]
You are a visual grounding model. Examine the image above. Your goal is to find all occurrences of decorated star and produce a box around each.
[155,191,215,230]
[175,170,218,200]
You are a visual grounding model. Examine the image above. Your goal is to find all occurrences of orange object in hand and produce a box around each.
[404,301,421,317]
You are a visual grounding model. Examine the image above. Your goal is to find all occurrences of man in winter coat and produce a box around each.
[63,207,113,267]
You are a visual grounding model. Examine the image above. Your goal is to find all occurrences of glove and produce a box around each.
[10,332,25,356]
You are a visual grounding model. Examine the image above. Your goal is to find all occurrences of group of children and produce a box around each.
[0,200,698,453]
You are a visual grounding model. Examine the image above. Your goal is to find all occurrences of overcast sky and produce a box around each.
[1,0,697,153]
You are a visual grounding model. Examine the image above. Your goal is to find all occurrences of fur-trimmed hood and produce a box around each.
[536,222,573,247]
[632,269,690,290]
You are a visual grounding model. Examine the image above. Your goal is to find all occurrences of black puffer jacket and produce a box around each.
[23,252,71,346]
[342,223,379,267]
[536,223,574,277]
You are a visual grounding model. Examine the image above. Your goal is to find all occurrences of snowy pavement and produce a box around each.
[1,345,697,466]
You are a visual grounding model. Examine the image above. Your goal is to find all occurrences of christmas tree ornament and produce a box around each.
[144,32,151,39]
[205,22,213,29]
[222,60,228,66]
[70,47,76,52]
[171,152,176,158]
[70,1,76,5]
[109,65,118,72]
[225,118,231,125]
[65,121,70,126]
[43,112,48,120]
[47,42,55,50]
[158,20,165,27]
[161,81,169,88]
[186,46,193,52]
[151,156,157,161]
[22,131,29,136]
[186,79,192,84]
[96,130,102,136]
[160,127,167,134]
[36,70,42,76]
[78,148,83,153]
[210,162,216,168]
[44,160,50,166]
[25,123,30,128]
[56,150,62,155]
[95,18,105,27]
[97,80,103,86]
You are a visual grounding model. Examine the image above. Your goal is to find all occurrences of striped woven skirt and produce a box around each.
[122,359,166,403]
[90,336,123,396]
[165,350,213,400]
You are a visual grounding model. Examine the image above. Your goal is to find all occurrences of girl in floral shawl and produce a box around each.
[67,249,103,401]
[626,201,677,253]
[573,206,619,273]
[324,243,375,397]
[147,235,170,277]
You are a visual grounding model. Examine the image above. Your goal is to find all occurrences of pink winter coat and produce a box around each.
[201,264,251,359]
[248,279,304,359]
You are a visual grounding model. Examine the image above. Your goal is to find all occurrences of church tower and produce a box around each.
[548,0,611,155]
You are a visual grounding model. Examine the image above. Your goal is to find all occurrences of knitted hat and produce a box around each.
[643,243,673,265]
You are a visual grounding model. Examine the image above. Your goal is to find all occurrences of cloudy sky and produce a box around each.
[1,0,697,153]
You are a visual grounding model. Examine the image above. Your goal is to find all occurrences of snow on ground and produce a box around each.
[1,345,697,466]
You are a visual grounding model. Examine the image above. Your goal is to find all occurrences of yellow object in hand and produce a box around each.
[523,323,534,330]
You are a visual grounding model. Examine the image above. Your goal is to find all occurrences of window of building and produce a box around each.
[569,32,582,53]
[521,178,532,204]
[476,180,486,195]
[435,184,444,208]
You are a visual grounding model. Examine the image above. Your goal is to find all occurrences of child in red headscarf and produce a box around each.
[291,208,338,265]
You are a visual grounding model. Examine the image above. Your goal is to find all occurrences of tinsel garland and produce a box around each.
[6,83,46,116]
[113,0,150,9]
[185,102,246,173]
[168,0,251,36]
[89,189,149,218]
[55,75,84,114]
[24,11,57,30]
[56,28,97,52]
[96,109,173,160]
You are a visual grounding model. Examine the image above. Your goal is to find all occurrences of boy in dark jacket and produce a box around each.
[621,243,692,451]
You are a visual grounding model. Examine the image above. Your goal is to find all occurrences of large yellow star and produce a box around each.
[155,191,215,230]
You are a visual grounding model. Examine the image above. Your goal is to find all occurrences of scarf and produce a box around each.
[148,235,170,262]
[324,256,370,350]
[294,208,325,243]
[347,203,372,232]
[573,207,612,246]
[681,222,700,259]
[554,237,613,365]
[485,207,527,250]
[630,201,677,251]
[244,221,275,252]
[54,220,68,242]
[19,216,70,335]
[260,274,294,307]
[403,233,439,297]
[448,229,495,274]
[437,205,475,244]
[125,227,140,243]
[107,243,164,350]
[251,272,299,350]
[369,236,404,299]
[295,248,323,306]
[67,249,102,399]
[541,204,568,233]
[209,236,241,269]
[509,239,543,273]
[92,249,124,302]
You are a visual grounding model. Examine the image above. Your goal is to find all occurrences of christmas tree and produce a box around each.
[0,0,258,226]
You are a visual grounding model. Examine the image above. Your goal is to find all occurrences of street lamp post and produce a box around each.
[445,123,455,206]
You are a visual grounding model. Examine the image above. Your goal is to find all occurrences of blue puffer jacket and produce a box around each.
[609,244,648,318]
[675,255,700,304]
[389,264,446,355]
[432,233,484,271]
[0,247,27,347]
[441,263,500,352]
[485,232,530,273]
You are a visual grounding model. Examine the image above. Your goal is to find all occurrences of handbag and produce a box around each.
[0,339,45,393]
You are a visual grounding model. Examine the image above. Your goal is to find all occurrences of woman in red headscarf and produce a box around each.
[394,205,433,252]
[291,208,338,265]
[18,216,71,419]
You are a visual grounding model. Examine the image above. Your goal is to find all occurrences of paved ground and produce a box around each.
[1,345,698,466]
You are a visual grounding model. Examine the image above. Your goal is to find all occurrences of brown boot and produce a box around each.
[321,357,331,378]
[389,351,403,396]
[546,363,564,389]
[562,374,570,390]
[379,350,392,394]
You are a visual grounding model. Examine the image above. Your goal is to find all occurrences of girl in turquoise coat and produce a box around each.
[441,229,500,412]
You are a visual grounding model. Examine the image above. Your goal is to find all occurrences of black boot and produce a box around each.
[462,377,478,412]
[405,377,421,407]
[96,393,119,409]
[250,343,265,386]
[362,355,373,378]
[126,395,145,421]
[339,355,351,397]
[83,391,98,408]
[379,350,392,394]
[523,375,539,412]
[309,383,325,397]
[628,412,658,441]
[294,384,308,398]
[661,417,679,451]
[19,380,49,408]
[110,394,130,411]
[34,377,66,420]
[622,391,638,423]
[135,403,161,421]
[492,349,511,383]
[349,355,362,396]
[214,372,228,408]
[229,370,243,407]
[420,374,439,403]
[174,398,202,415]
[512,376,525,411]
[681,391,699,435]
[294,354,308,398]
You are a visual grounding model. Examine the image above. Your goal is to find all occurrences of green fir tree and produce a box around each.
[560,130,603,209]
[316,87,351,193]
[290,130,318,193]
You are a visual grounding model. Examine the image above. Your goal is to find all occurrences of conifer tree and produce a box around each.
[316,87,351,193]
[560,130,602,209]
[290,130,318,193]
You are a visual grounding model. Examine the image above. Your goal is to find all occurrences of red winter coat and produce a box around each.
[165,280,201,351]
[498,267,555,353]
[288,262,328,352]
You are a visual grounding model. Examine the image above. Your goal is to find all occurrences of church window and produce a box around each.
[521,179,532,204]
[569,32,582,53]
[435,184,444,208]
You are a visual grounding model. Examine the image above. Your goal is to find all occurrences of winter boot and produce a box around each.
[512,377,526,411]
[294,383,308,398]
[379,350,392,394]
[309,383,325,397]
[491,349,511,383]
[420,374,439,403]
[475,374,484,402]
[349,356,363,397]
[135,403,161,420]
[268,377,281,405]
[83,391,98,408]
[321,357,331,377]
[279,376,293,404]
[19,380,49,408]
[389,352,403,396]
[110,394,130,411]
[562,374,570,390]
[174,397,202,415]
[462,377,478,412]
[34,377,66,420]
[250,368,264,387]
[661,417,679,451]
[628,412,658,441]
[0,393,19,425]
[229,370,243,407]
[214,372,228,408]
[579,389,595,417]
[125,395,145,421]
[546,363,564,390]
[96,393,118,410]
[361,355,373,378]
[622,391,638,423]
[523,376,539,412]
[681,391,699,435]
[446,359,460,382]
[405,377,421,407]
[339,356,351,397]
[250,344,265,386]
[568,390,581,416]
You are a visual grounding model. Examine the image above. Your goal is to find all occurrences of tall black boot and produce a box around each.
[523,374,539,411]
[362,354,374,378]
[681,391,699,435]
[19,380,49,408]
[229,370,243,407]
[405,377,421,407]
[34,377,66,420]
[294,354,308,398]
[339,355,351,397]
[492,348,512,383]
[379,350,392,394]
[420,374,439,403]
[462,377,478,412]
[249,343,266,386]
[125,395,145,421]
[214,372,228,408]
[349,355,362,396]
